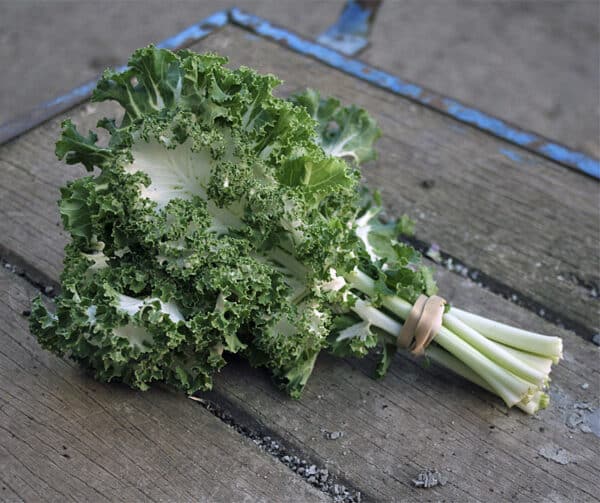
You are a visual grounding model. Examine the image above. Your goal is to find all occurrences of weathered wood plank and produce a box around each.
[0,269,326,503]
[206,263,599,502]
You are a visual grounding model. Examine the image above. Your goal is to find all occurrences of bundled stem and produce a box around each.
[344,269,560,413]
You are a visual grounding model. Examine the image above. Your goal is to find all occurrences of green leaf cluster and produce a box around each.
[31,47,434,397]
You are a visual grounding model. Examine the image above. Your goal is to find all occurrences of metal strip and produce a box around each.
[230,8,600,180]
[0,10,228,146]
[316,0,381,56]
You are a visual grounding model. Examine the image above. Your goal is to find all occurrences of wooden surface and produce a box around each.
[0,24,599,502]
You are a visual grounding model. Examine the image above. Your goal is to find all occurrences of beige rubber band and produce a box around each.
[397,295,446,356]
[398,295,427,349]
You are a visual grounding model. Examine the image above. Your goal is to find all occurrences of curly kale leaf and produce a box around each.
[291,88,381,165]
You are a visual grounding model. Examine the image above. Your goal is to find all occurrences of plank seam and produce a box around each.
[0,10,229,146]
[3,224,595,342]
[191,392,369,502]
[403,236,598,342]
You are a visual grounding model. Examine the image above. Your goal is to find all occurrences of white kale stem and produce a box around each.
[425,345,549,414]
[449,307,562,361]
[442,312,548,386]
[345,268,555,409]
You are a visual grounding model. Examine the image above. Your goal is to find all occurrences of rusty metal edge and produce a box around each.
[230,8,600,180]
[316,0,382,56]
[0,10,229,146]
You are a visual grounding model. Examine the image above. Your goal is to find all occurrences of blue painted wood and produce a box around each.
[1,6,597,181]
[0,11,228,145]
[230,8,599,180]
[316,0,381,56]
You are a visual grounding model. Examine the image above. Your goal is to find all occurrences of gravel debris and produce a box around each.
[566,412,583,429]
[189,397,360,502]
[574,402,594,412]
[538,445,571,465]
[425,243,442,263]
[412,469,447,488]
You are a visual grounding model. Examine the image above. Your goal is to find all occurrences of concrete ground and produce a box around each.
[1,0,598,156]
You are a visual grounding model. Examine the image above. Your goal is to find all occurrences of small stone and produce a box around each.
[44,286,54,294]
[566,412,583,429]
[580,424,592,434]
[412,469,447,488]
[307,476,316,484]
[581,383,589,390]
[538,445,571,465]
[327,430,343,440]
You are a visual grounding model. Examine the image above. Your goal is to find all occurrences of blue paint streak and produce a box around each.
[442,99,537,145]
[231,8,422,100]
[14,7,600,179]
[539,143,600,179]
[499,148,523,163]
[156,10,228,49]
[231,8,599,180]
[41,12,228,111]
[331,1,372,35]
[43,81,98,108]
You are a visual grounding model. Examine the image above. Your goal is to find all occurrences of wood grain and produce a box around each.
[0,103,598,503]
[0,269,326,503]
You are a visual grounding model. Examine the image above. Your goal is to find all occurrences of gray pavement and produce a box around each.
[1,0,598,156]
